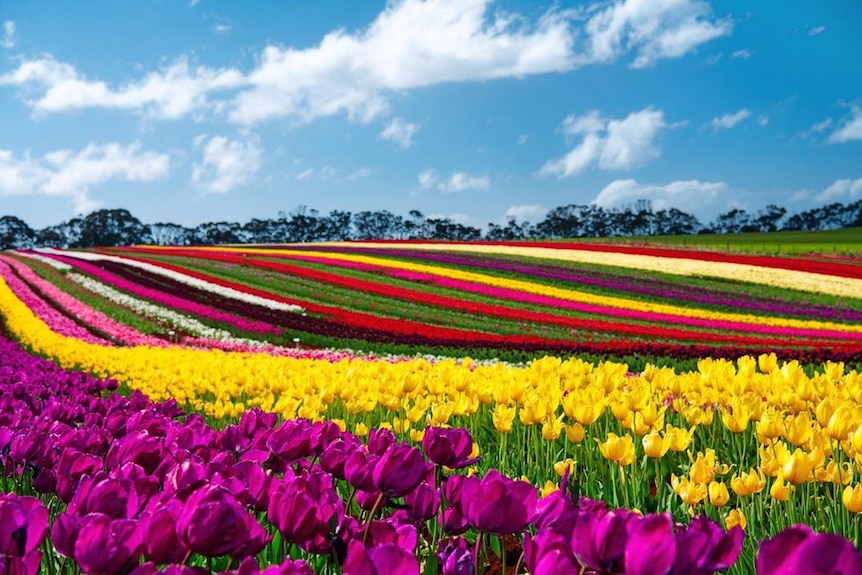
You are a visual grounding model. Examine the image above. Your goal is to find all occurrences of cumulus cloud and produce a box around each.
[505,204,548,221]
[0,56,244,120]
[579,0,732,69]
[416,169,489,193]
[379,118,420,148]
[808,25,826,36]
[1,20,15,49]
[814,177,862,203]
[0,0,730,125]
[591,179,729,217]
[711,108,751,130]
[828,106,862,143]
[540,107,666,178]
[438,172,490,193]
[0,142,169,213]
[191,135,261,193]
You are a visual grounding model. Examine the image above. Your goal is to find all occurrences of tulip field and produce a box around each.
[2,240,862,575]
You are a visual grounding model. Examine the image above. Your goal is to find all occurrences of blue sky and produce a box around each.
[1,0,861,230]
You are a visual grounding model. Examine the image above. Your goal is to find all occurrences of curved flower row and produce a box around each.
[314,241,862,299]
[37,248,305,313]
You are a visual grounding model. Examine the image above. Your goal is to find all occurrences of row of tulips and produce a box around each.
[313,241,862,299]
[3,330,862,574]
[296,245,862,322]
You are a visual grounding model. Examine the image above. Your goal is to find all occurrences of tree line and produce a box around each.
[1,199,860,250]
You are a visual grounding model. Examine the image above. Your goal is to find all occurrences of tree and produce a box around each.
[72,209,152,247]
[0,216,36,250]
[150,223,194,246]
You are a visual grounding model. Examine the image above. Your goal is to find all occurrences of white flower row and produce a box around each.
[16,251,73,272]
[68,271,239,341]
[38,249,305,313]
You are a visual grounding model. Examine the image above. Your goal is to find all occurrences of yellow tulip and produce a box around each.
[725,509,747,530]
[843,484,862,513]
[707,481,730,507]
[409,428,425,443]
[783,413,813,447]
[562,389,605,425]
[827,406,856,442]
[492,404,516,433]
[665,425,696,452]
[540,480,559,498]
[597,433,636,466]
[730,469,766,496]
[782,449,815,484]
[758,353,778,374]
[354,422,369,437]
[642,431,671,458]
[755,410,783,443]
[671,474,707,506]
[542,414,564,441]
[565,422,585,444]
[554,458,576,478]
[770,474,793,501]
[721,404,751,434]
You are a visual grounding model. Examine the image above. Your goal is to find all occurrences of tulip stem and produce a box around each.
[474,532,484,575]
[363,492,386,543]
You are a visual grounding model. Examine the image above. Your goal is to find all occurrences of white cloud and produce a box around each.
[814,177,862,203]
[0,56,244,120]
[579,0,732,69]
[711,108,751,130]
[438,172,490,193]
[731,49,754,59]
[808,25,826,36]
[0,1,729,126]
[417,169,437,189]
[191,135,261,193]
[345,167,371,181]
[1,20,15,49]
[505,204,548,221]
[541,107,666,178]
[296,168,314,181]
[517,134,529,145]
[213,24,231,34]
[0,142,169,214]
[704,53,722,66]
[828,107,862,143]
[379,117,420,148]
[592,178,729,217]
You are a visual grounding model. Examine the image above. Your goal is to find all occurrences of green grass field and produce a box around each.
[594,227,862,256]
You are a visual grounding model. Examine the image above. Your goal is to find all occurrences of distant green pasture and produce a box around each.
[593,228,862,256]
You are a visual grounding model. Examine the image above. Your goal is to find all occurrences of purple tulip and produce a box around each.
[342,539,420,575]
[404,480,441,522]
[422,427,479,469]
[176,485,271,558]
[372,443,429,497]
[460,469,537,535]
[345,450,378,492]
[625,514,677,575]
[437,537,475,575]
[757,525,862,575]
[321,437,358,480]
[671,515,743,575]
[572,509,629,572]
[367,428,396,456]
[139,497,189,564]
[0,494,48,557]
[267,420,314,463]
[73,513,143,575]
[0,553,42,575]
[129,564,208,575]
[523,531,578,575]
[221,556,316,575]
[267,469,344,554]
